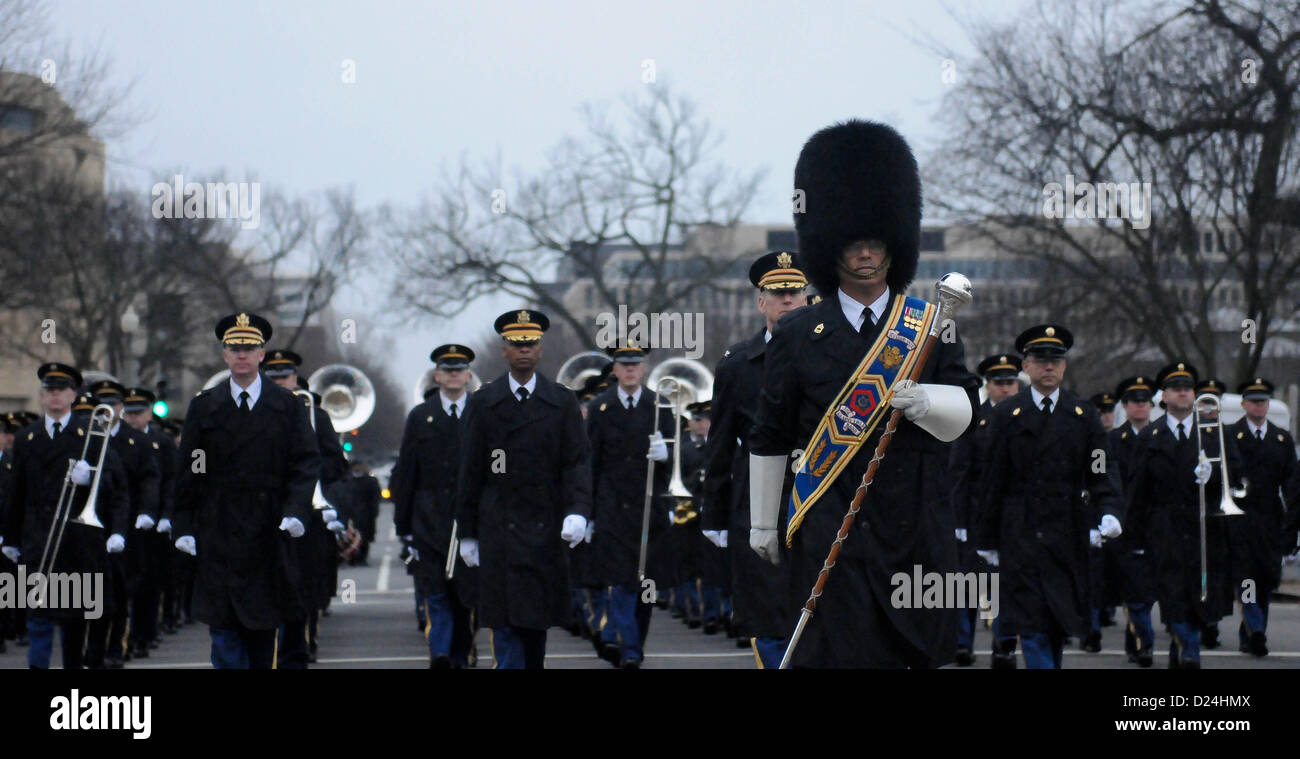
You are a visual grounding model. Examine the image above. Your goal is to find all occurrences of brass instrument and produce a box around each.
[1193,392,1246,603]
[35,404,115,595]
[201,368,231,390]
[445,520,459,580]
[556,351,612,390]
[309,364,375,433]
[293,389,335,512]
[637,358,714,582]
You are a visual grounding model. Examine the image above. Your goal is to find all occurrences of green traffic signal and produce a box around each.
[152,400,169,418]
[342,441,353,452]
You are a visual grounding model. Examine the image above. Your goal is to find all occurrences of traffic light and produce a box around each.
[342,441,353,452]
[152,400,169,418]
[154,378,169,418]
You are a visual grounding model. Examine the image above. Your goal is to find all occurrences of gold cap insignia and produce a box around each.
[1045,327,1055,337]
[1178,363,1184,370]
[237,313,250,328]
[1256,378,1262,384]
[777,252,792,268]
[1000,356,1006,363]
[516,310,529,324]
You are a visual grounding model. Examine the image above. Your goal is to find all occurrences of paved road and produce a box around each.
[4,502,1299,669]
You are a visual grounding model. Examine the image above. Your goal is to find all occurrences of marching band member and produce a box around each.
[172,314,320,669]
[1107,375,1158,667]
[454,309,592,669]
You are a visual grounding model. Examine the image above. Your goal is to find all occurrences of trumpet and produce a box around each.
[293,389,335,512]
[1193,392,1246,602]
[35,404,115,590]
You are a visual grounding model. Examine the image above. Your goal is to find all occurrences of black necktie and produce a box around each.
[52,421,61,438]
[239,391,251,413]
[517,387,529,403]
[1257,429,1264,441]
[625,395,633,410]
[1178,423,1188,442]
[449,403,459,420]
[1041,397,1052,415]
[859,307,876,337]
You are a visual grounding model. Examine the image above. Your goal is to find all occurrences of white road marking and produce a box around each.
[376,551,392,591]
[125,651,757,668]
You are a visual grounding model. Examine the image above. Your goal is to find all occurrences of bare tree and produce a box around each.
[382,83,764,349]
[924,0,1300,384]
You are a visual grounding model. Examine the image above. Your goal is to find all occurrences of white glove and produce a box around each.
[322,509,337,523]
[175,535,197,556]
[70,459,92,486]
[459,537,480,567]
[888,382,931,422]
[648,431,669,462]
[404,544,420,563]
[703,529,723,548]
[279,517,305,538]
[750,528,780,565]
[1090,529,1102,548]
[976,549,999,567]
[106,533,126,553]
[1193,455,1212,486]
[955,528,968,543]
[561,514,587,548]
[1099,513,1122,539]
[2,546,19,562]
[718,529,728,548]
[134,513,155,531]
[584,520,594,543]
[327,520,345,533]
[156,518,172,534]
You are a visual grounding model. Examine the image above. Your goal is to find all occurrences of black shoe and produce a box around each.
[619,657,641,670]
[1082,630,1101,653]
[308,644,318,664]
[132,643,149,659]
[1201,625,1221,649]
[736,638,750,649]
[954,646,974,666]
[702,620,720,635]
[563,622,581,637]
[162,622,178,635]
[1180,659,1201,670]
[597,642,620,666]
[106,655,124,669]
[686,618,701,629]
[1248,631,1268,657]
[1136,652,1153,668]
[723,618,736,638]
[149,637,161,649]
[0,639,6,654]
[431,655,452,669]
[321,607,332,617]
[991,652,1017,670]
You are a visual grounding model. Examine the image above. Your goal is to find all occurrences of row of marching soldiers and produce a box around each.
[954,338,1300,669]
[389,250,813,669]
[0,312,382,668]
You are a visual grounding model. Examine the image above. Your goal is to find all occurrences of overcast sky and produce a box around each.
[49,0,1006,393]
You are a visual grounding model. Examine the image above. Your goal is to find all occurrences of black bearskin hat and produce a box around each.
[792,120,921,297]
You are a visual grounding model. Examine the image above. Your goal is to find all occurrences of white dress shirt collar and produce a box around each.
[441,393,466,417]
[230,373,262,409]
[1166,413,1192,439]
[1247,418,1269,438]
[508,373,537,399]
[838,287,891,332]
[1029,386,1061,412]
[45,411,72,438]
[620,386,643,408]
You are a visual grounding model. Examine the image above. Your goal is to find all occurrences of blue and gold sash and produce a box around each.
[786,294,938,545]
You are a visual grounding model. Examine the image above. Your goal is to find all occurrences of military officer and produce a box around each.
[1227,378,1298,657]
[454,309,592,669]
[1193,376,1232,649]
[1090,392,1117,433]
[750,121,980,668]
[172,313,320,669]
[1081,391,1120,649]
[1126,362,1242,668]
[703,250,808,667]
[2,363,129,669]
[82,379,160,669]
[122,388,179,642]
[260,349,349,668]
[976,326,1121,669]
[681,400,723,634]
[586,343,675,669]
[1107,375,1158,667]
[949,352,1021,667]
[392,343,479,668]
[0,413,19,651]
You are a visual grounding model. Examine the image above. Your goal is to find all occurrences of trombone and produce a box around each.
[293,389,335,512]
[35,404,115,596]
[1193,392,1246,603]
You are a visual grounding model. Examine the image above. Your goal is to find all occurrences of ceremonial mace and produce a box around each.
[779,273,973,669]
